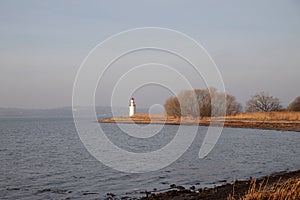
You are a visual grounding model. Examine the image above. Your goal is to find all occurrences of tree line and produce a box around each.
[164,88,300,117]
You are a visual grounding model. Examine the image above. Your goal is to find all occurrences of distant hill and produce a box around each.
[0,106,148,119]
[0,107,72,118]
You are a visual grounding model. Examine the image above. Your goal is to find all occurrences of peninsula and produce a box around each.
[99,112,300,132]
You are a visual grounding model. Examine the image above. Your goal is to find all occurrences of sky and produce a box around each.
[1,0,300,109]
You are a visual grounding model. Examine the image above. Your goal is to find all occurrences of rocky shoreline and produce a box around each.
[99,113,300,132]
[105,170,300,200]
[103,169,300,200]
[138,169,300,200]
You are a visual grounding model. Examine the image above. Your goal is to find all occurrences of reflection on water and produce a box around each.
[0,117,300,199]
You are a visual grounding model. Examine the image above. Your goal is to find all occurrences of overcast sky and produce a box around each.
[1,0,300,109]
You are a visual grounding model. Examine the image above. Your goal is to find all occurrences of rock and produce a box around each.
[189,185,196,190]
[176,185,185,190]
[6,187,20,191]
[107,193,116,197]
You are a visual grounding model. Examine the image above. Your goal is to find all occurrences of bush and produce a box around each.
[164,88,242,117]
[246,92,282,112]
[164,96,181,117]
[288,96,300,111]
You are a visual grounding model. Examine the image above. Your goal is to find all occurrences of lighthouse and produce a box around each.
[129,97,136,117]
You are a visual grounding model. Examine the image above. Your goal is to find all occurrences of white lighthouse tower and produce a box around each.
[129,97,136,117]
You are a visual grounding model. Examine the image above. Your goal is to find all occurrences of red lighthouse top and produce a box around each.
[129,97,135,106]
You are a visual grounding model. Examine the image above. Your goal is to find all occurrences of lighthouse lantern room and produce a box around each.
[129,97,136,117]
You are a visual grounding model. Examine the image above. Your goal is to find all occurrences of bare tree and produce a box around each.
[226,94,242,115]
[246,92,283,112]
[164,88,242,117]
[177,90,199,117]
[210,91,242,116]
[194,89,211,117]
[164,96,181,117]
[209,88,225,117]
[288,96,300,111]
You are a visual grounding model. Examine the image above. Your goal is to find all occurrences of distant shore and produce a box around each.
[99,112,300,132]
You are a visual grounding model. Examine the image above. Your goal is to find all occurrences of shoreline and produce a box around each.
[99,113,300,132]
[138,169,300,200]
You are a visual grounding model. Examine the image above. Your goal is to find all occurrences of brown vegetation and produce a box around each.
[99,112,300,132]
[246,92,283,112]
[288,96,300,112]
[228,178,300,200]
[164,88,242,118]
[216,112,300,132]
[225,111,300,121]
[163,90,299,125]
[164,97,181,117]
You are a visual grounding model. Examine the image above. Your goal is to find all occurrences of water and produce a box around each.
[1,117,300,199]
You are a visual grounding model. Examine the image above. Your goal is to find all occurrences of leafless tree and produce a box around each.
[177,90,199,117]
[246,92,283,112]
[226,94,242,115]
[164,96,181,117]
[164,88,242,117]
[210,89,226,117]
[209,90,242,116]
[194,89,211,117]
[288,96,300,111]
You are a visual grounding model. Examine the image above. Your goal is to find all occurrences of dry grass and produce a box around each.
[226,112,300,121]
[132,112,300,122]
[228,178,300,200]
[102,112,300,123]
[100,112,300,131]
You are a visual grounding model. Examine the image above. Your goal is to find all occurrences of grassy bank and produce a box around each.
[225,111,300,121]
[99,112,300,132]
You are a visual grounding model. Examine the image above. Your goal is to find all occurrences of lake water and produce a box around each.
[1,117,300,199]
